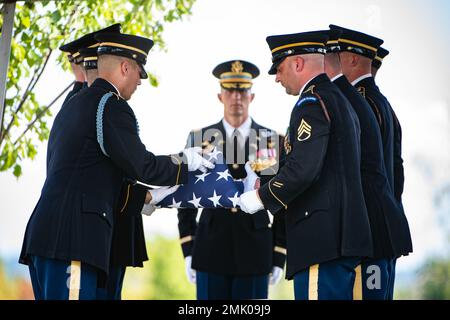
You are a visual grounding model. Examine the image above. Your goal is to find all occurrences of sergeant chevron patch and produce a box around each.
[297,119,312,141]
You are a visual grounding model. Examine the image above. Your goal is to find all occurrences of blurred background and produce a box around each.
[0,0,449,299]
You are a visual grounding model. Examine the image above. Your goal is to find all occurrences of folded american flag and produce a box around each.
[156,149,244,209]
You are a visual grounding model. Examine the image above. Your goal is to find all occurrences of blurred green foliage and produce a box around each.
[396,256,450,299]
[0,259,17,299]
[416,257,450,299]
[122,235,196,299]
[121,236,294,300]
[2,235,449,300]
[0,0,195,177]
[0,258,33,299]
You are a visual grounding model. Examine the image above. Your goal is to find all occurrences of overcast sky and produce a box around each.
[1,0,449,277]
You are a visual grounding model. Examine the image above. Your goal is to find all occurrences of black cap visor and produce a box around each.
[139,63,148,79]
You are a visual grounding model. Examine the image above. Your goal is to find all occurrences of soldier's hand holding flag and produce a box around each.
[183,147,215,173]
[141,185,180,216]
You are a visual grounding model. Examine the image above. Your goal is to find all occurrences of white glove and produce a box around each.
[243,161,260,193]
[269,266,283,285]
[185,256,196,284]
[239,190,264,214]
[149,185,180,205]
[183,147,215,173]
[141,203,156,216]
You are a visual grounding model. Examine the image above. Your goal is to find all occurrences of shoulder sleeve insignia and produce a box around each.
[297,119,312,141]
[296,96,318,108]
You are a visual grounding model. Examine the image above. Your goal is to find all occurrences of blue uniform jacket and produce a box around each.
[20,78,187,273]
[258,74,374,279]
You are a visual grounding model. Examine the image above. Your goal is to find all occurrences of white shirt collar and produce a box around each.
[299,75,317,96]
[222,116,252,140]
[104,79,121,97]
[331,73,344,82]
[351,73,372,86]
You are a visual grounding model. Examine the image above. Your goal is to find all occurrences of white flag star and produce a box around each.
[188,192,203,208]
[216,169,232,182]
[207,190,222,208]
[228,192,240,208]
[168,198,182,208]
[207,147,223,162]
[195,172,211,184]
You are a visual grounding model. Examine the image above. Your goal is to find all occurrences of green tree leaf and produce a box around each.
[13,164,22,178]
[0,0,196,177]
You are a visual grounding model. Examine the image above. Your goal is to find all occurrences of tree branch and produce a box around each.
[0,50,52,143]
[0,1,79,145]
[13,80,75,147]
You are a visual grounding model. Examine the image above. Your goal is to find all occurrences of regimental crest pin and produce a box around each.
[297,119,312,141]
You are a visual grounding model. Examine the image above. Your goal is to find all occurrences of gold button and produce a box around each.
[232,164,239,169]
[230,208,238,213]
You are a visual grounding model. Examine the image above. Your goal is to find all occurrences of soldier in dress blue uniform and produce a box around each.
[59,40,88,104]
[330,25,412,299]
[59,24,122,104]
[177,60,287,300]
[19,32,213,300]
[323,28,410,300]
[70,25,163,300]
[371,47,389,78]
[371,45,408,300]
[239,31,374,300]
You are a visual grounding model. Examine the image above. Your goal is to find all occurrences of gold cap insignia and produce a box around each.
[231,60,244,73]
[297,119,312,141]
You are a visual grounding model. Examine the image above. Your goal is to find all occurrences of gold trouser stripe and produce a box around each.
[171,155,182,185]
[180,235,194,245]
[268,180,287,209]
[274,246,287,255]
[68,260,81,300]
[353,264,363,300]
[308,264,319,300]
[120,184,131,213]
